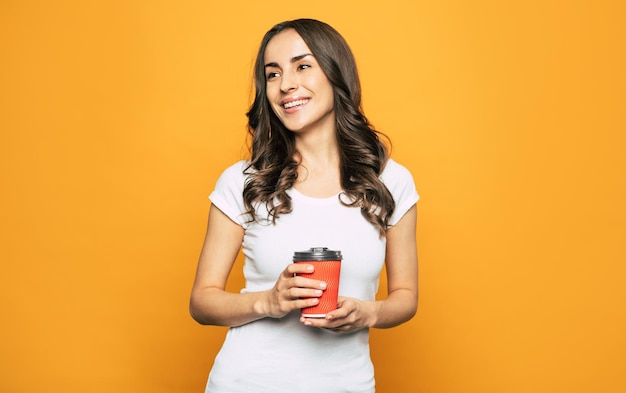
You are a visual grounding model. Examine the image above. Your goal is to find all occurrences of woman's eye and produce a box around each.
[298,64,311,70]
[266,72,280,80]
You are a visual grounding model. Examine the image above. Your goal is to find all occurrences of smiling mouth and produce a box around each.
[283,99,309,109]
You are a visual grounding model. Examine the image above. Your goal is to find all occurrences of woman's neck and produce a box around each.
[293,133,342,198]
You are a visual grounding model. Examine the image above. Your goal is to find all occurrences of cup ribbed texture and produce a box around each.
[295,260,341,317]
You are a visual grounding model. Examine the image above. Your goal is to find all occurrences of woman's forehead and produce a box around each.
[264,29,313,64]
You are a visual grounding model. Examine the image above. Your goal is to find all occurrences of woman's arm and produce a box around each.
[370,203,419,328]
[190,204,326,327]
[300,204,418,332]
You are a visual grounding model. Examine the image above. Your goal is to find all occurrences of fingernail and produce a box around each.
[314,290,323,296]
[320,282,327,289]
[306,265,314,272]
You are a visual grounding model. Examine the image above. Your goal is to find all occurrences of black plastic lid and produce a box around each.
[293,247,342,261]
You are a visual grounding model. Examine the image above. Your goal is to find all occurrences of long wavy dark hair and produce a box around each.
[243,18,395,236]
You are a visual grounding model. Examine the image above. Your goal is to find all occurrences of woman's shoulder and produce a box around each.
[380,157,419,198]
[210,160,252,225]
[381,158,414,182]
[213,160,251,190]
[381,158,420,224]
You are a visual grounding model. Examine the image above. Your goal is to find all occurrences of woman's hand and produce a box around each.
[299,296,378,334]
[256,263,328,319]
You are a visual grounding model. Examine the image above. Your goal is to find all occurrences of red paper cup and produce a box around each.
[294,247,342,318]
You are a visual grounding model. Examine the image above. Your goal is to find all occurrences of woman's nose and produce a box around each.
[280,71,297,93]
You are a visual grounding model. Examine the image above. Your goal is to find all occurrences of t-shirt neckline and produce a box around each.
[289,188,343,204]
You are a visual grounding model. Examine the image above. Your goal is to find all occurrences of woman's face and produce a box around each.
[263,29,335,134]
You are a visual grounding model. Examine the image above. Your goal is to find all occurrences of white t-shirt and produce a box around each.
[205,159,419,393]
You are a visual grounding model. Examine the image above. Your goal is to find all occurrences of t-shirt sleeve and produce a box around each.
[382,159,420,227]
[208,161,250,227]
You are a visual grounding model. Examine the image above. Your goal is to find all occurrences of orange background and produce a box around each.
[1,1,625,392]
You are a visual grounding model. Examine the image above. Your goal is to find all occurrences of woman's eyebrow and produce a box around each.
[264,53,314,68]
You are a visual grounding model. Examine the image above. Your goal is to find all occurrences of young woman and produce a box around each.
[190,18,419,393]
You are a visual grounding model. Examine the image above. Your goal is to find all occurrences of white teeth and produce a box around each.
[283,99,309,109]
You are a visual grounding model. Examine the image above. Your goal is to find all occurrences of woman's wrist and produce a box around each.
[252,290,270,318]
[365,300,383,328]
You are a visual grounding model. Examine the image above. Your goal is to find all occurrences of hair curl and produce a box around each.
[243,18,394,236]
